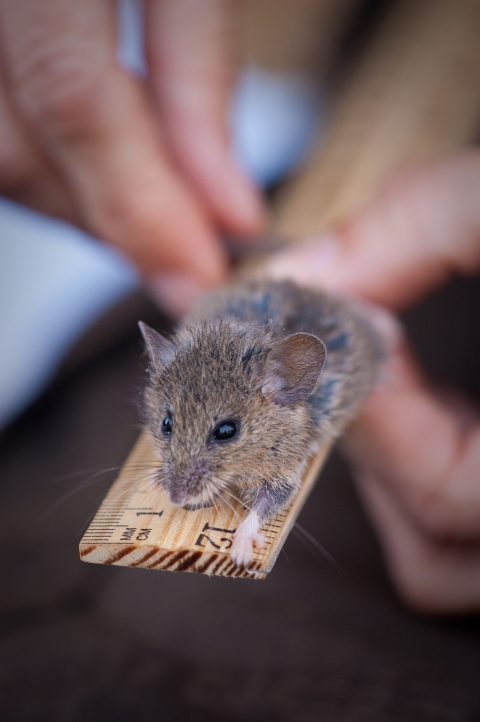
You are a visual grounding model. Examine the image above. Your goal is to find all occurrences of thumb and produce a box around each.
[265,150,480,309]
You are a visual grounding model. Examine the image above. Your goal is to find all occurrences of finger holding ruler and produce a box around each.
[80,0,480,578]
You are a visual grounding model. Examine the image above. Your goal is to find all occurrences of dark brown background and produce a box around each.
[1,275,480,722]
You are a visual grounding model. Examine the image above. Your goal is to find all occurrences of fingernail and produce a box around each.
[148,273,205,319]
[265,234,342,286]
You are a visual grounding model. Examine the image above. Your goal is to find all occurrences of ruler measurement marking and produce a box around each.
[135,512,164,517]
[101,505,129,510]
[86,527,116,531]
[82,531,114,536]
[83,527,116,531]
[95,512,123,516]
[126,507,157,510]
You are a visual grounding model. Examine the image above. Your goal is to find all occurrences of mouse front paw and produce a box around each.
[230,529,265,567]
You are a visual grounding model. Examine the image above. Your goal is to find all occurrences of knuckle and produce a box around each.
[94,191,154,240]
[388,541,473,614]
[87,190,164,268]
[383,533,448,612]
[13,39,104,135]
[412,479,480,540]
[413,490,458,538]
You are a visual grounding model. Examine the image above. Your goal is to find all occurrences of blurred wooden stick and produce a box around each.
[277,0,480,238]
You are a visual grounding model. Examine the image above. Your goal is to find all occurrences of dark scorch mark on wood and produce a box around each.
[176,551,203,571]
[210,556,230,575]
[162,550,190,570]
[130,548,159,567]
[79,545,97,558]
[196,554,219,574]
[105,546,137,565]
[146,551,172,569]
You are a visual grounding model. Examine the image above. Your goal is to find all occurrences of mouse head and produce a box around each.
[140,320,326,509]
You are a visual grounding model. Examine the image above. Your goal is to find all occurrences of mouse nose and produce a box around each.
[169,458,210,505]
[169,487,187,506]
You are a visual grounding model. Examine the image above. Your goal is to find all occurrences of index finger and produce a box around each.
[146,0,266,238]
[264,151,480,309]
[0,0,226,286]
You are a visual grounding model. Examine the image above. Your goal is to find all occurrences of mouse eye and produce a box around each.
[161,415,173,435]
[212,420,238,442]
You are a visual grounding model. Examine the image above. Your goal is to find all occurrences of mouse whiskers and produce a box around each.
[223,487,253,514]
[40,466,136,520]
[217,491,244,522]
[293,523,350,579]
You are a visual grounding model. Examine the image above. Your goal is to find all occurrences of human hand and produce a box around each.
[0,0,265,316]
[265,150,480,612]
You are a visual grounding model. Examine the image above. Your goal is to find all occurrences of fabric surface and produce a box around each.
[0,282,480,722]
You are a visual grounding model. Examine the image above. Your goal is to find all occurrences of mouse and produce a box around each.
[139,278,388,567]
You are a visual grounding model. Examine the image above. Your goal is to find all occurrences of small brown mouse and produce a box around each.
[140,279,387,567]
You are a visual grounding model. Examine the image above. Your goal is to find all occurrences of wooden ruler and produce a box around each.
[80,432,330,578]
[80,0,480,578]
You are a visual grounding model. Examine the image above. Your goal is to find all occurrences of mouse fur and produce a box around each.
[140,279,385,566]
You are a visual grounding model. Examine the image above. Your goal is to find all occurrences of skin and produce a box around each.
[264,150,480,613]
[0,0,265,316]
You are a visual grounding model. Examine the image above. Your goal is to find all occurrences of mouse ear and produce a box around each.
[261,333,326,405]
[139,322,176,372]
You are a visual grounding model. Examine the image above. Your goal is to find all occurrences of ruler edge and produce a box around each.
[259,439,332,574]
